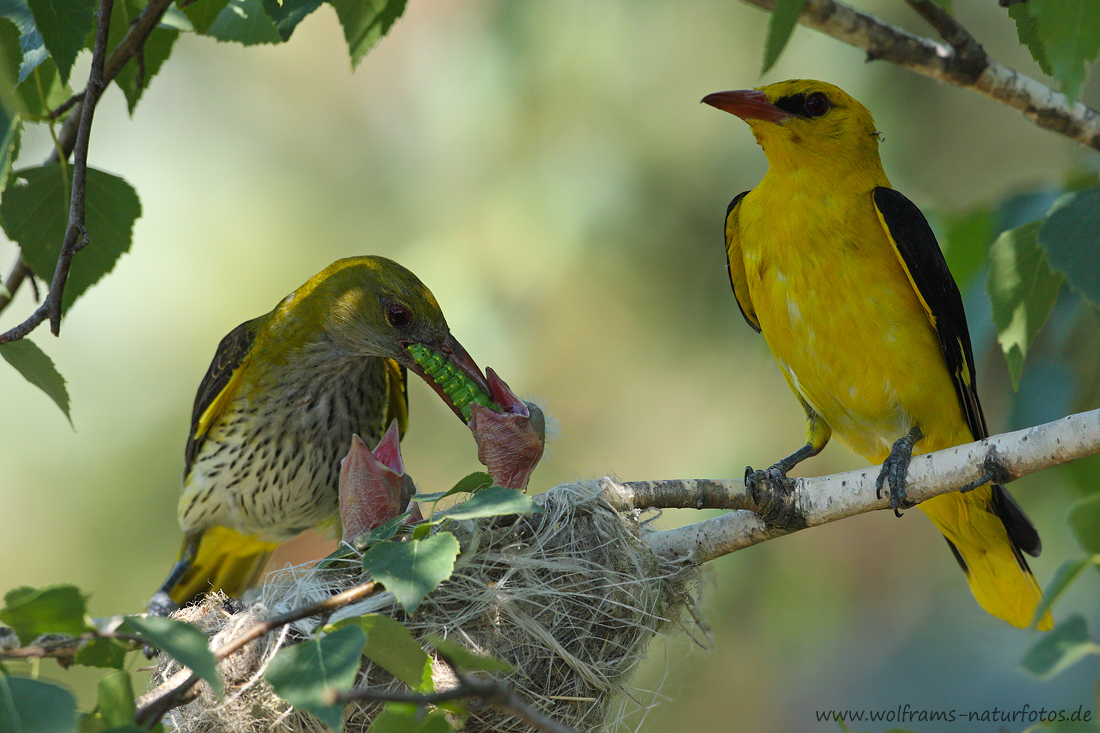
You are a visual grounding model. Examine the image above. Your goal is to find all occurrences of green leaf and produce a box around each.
[1068,494,1100,553]
[14,56,70,118]
[1027,0,1100,102]
[260,0,320,41]
[442,485,542,521]
[25,0,95,84]
[181,0,230,34]
[940,207,993,288]
[353,514,405,549]
[326,0,406,69]
[1008,2,1052,76]
[0,674,78,733]
[1020,614,1100,679]
[362,533,460,614]
[117,616,222,698]
[987,220,1064,390]
[265,625,366,731]
[426,635,513,674]
[0,338,71,423]
[208,0,282,45]
[74,637,128,669]
[0,15,21,84]
[1030,556,1098,628]
[0,0,47,81]
[103,0,176,114]
[95,671,135,728]
[0,585,88,645]
[327,614,432,691]
[761,0,807,74]
[369,703,453,733]
[1,164,141,312]
[1039,187,1100,306]
[416,471,493,503]
[0,16,21,189]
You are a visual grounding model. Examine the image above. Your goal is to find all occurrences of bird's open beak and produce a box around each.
[405,333,495,423]
[702,90,791,123]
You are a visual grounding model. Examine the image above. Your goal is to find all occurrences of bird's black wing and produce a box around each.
[724,191,760,333]
[873,187,1040,558]
[184,319,258,474]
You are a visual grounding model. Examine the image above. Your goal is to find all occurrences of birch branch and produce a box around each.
[738,0,1100,151]
[605,408,1100,564]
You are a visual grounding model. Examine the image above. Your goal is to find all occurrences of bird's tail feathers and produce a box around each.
[919,488,1052,631]
[169,526,278,606]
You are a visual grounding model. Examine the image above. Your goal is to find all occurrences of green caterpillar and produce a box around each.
[407,343,499,421]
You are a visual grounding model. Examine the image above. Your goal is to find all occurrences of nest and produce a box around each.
[155,480,703,732]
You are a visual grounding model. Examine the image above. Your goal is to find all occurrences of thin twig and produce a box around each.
[134,581,382,727]
[738,0,1100,150]
[902,0,987,74]
[0,0,114,344]
[48,91,86,121]
[0,0,175,324]
[334,673,582,733]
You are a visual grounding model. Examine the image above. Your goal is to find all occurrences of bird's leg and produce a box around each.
[876,425,924,517]
[468,367,546,492]
[745,442,817,500]
[148,535,200,618]
[746,402,830,516]
[145,534,200,656]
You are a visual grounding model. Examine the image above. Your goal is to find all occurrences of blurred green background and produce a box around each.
[2,1,1099,730]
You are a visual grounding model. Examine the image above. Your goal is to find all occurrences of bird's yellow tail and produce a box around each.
[168,526,279,606]
[919,488,1052,630]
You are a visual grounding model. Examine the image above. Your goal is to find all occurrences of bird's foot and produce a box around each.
[143,591,181,657]
[744,463,803,528]
[147,591,178,618]
[468,367,546,492]
[876,427,922,517]
[339,422,419,543]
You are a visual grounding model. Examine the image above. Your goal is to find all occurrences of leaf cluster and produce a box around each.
[0,0,406,422]
[0,477,540,732]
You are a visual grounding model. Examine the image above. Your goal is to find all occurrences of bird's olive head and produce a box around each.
[703,79,882,172]
[306,256,495,423]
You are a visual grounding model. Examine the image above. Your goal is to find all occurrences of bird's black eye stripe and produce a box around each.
[774,94,805,116]
[774,92,832,119]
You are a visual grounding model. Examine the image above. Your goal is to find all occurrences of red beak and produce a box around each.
[702,90,791,124]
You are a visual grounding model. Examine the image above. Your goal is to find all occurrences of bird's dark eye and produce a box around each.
[385,301,412,328]
[803,91,830,117]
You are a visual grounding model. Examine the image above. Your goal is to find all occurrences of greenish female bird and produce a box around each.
[704,79,1050,630]
[150,256,496,614]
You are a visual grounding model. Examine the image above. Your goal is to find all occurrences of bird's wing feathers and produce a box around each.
[185,320,258,473]
[875,187,1041,559]
[872,187,986,442]
[383,358,410,439]
[725,191,760,333]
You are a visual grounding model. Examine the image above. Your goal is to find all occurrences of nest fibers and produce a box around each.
[155,480,703,732]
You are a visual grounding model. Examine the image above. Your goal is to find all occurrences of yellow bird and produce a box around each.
[704,79,1050,630]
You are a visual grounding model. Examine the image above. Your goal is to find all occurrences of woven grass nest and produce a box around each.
[155,480,704,732]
